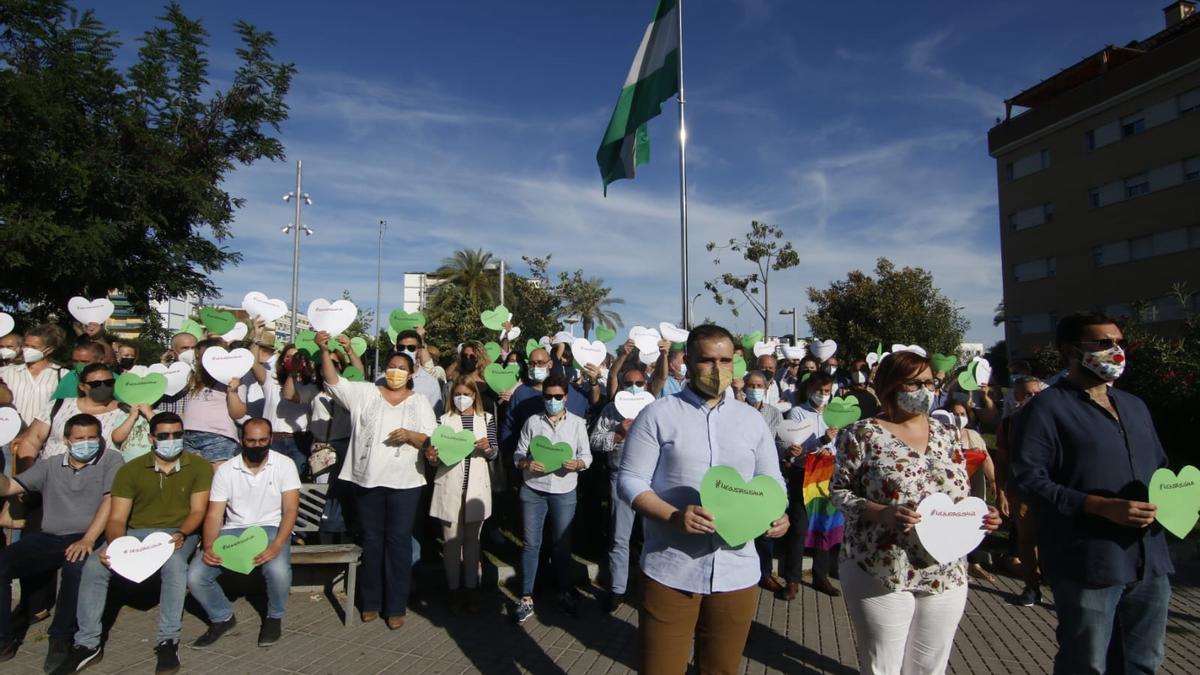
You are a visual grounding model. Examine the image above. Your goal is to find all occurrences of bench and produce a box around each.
[291,483,360,627]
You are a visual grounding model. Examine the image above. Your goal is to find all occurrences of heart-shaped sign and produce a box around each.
[350,336,368,357]
[572,338,607,369]
[629,325,661,342]
[68,296,115,326]
[148,362,190,397]
[479,305,511,331]
[614,390,655,419]
[529,435,574,473]
[524,338,542,358]
[342,366,365,382]
[196,307,235,336]
[930,353,958,375]
[52,371,79,400]
[972,358,992,387]
[212,526,269,575]
[483,363,520,394]
[294,331,319,357]
[659,322,690,342]
[389,309,426,333]
[431,425,477,467]
[115,373,167,406]
[891,344,928,357]
[595,326,616,343]
[539,336,552,350]
[782,344,806,360]
[201,347,254,383]
[752,340,778,358]
[776,419,816,447]
[0,407,21,446]
[740,331,764,352]
[732,354,747,379]
[221,322,248,343]
[0,312,13,338]
[107,531,175,583]
[500,326,522,341]
[914,493,988,564]
[484,341,502,363]
[700,465,787,548]
[241,292,288,324]
[808,339,837,362]
[1149,466,1200,538]
[822,396,862,428]
[179,319,205,340]
[552,331,574,346]
[307,299,358,337]
[866,353,880,368]
[958,365,981,391]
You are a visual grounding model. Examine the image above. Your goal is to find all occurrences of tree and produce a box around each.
[993,301,1006,327]
[0,1,295,323]
[511,256,564,343]
[557,272,624,338]
[806,258,970,358]
[704,221,800,334]
[434,248,499,309]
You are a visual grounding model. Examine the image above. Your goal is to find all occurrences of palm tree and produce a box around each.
[558,273,624,338]
[434,249,498,308]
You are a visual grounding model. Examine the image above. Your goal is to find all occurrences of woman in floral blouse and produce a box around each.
[831,350,1000,675]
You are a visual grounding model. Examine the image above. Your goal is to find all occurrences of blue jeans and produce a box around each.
[270,436,307,476]
[0,532,90,641]
[74,529,198,648]
[608,475,635,594]
[1050,573,1170,675]
[184,431,239,462]
[187,526,290,622]
[354,486,421,617]
[519,485,577,597]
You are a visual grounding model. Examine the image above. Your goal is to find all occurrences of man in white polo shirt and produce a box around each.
[186,417,300,647]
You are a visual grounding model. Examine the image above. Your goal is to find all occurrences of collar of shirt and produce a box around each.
[60,449,105,470]
[230,451,275,475]
[679,384,725,410]
[145,452,188,475]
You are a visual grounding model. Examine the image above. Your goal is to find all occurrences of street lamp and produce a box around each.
[484,259,506,307]
[687,292,702,329]
[281,160,313,341]
[374,220,387,377]
[779,307,798,346]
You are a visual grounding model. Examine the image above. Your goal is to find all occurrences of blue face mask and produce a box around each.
[531,367,549,383]
[544,398,565,416]
[624,384,644,395]
[155,438,184,460]
[744,388,765,405]
[69,439,101,462]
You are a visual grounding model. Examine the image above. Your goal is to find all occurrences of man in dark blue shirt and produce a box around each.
[1012,312,1171,675]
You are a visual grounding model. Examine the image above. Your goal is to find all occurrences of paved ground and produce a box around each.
[6,556,1199,674]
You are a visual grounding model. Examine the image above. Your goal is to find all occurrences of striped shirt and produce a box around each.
[459,414,499,491]
[0,363,64,426]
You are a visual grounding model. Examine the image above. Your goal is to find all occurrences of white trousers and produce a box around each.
[839,560,968,675]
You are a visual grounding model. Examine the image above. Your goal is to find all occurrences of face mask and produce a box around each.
[384,368,410,390]
[178,349,196,366]
[86,383,115,404]
[850,370,868,385]
[763,370,775,381]
[955,414,970,429]
[0,347,16,361]
[155,438,184,461]
[823,365,837,375]
[531,366,549,383]
[677,363,688,379]
[624,384,645,395]
[809,392,829,408]
[242,445,269,463]
[895,387,935,416]
[460,356,477,372]
[22,347,45,364]
[69,439,101,462]
[1076,345,1126,381]
[544,398,565,415]
[453,395,475,412]
[693,368,732,398]
[118,357,136,370]
[745,388,765,405]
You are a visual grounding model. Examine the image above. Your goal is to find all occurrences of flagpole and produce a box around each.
[676,0,690,329]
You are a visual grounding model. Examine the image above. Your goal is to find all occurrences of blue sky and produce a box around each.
[90,0,1167,347]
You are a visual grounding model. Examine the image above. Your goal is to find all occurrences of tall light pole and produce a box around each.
[687,292,702,329]
[374,220,387,377]
[484,260,507,308]
[281,160,312,341]
[779,307,797,346]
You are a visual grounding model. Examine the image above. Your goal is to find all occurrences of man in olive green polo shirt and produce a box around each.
[55,412,212,675]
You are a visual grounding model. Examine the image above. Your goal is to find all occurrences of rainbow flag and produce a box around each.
[802,453,844,550]
[964,449,988,479]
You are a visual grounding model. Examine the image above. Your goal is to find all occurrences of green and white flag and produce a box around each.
[596,0,680,195]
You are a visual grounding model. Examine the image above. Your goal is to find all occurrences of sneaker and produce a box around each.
[44,637,70,673]
[0,638,19,663]
[192,615,237,648]
[604,592,625,613]
[257,618,282,647]
[513,597,535,624]
[1014,586,1042,607]
[154,639,180,675]
[558,591,579,617]
[49,644,102,675]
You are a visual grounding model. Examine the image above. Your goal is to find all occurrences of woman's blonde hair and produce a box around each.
[189,337,227,394]
[445,374,485,417]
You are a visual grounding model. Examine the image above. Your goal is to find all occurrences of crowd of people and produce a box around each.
[0,308,1175,675]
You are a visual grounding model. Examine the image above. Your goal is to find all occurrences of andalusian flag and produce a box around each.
[596,0,680,194]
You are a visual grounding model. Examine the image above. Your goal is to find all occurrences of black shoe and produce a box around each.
[1013,586,1042,607]
[44,637,70,673]
[154,639,180,674]
[605,592,625,613]
[50,644,102,675]
[558,591,579,617]
[192,616,237,648]
[257,618,282,647]
[0,638,19,663]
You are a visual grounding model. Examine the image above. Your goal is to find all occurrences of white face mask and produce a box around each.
[809,392,830,408]
[0,347,16,361]
[178,349,196,366]
[955,414,969,429]
[453,395,475,413]
[21,346,45,364]
[531,366,549,383]
[676,363,688,379]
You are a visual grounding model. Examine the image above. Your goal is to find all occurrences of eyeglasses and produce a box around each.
[1077,338,1124,350]
[900,378,942,391]
[542,393,566,401]
[154,431,185,441]
[624,380,646,387]
[85,378,116,387]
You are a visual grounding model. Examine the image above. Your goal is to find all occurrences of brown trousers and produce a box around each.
[639,577,759,675]
[1007,491,1040,586]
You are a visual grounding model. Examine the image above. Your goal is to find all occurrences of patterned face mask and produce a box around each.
[1076,345,1126,381]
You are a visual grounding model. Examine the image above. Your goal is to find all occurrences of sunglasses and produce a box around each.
[154,431,185,441]
[542,393,566,401]
[624,380,646,386]
[85,378,116,387]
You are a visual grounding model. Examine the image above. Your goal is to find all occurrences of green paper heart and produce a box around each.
[700,465,787,548]
[342,366,365,382]
[741,331,764,351]
[931,353,958,375]
[274,339,284,351]
[732,353,747,379]
[525,338,541,358]
[1150,466,1200,539]
[387,326,399,345]
[52,371,79,400]
[595,326,616,342]
[483,363,520,393]
[115,373,167,406]
[479,305,510,331]
[212,526,269,575]
[958,363,980,391]
[822,396,862,428]
[179,319,205,340]
[199,307,237,336]
[350,336,368,357]
[484,341,502,363]
[295,330,319,357]
[389,309,426,333]
[431,425,476,467]
[529,435,573,473]
[799,372,812,385]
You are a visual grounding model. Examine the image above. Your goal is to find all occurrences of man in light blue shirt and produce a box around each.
[619,324,788,674]
[649,340,687,399]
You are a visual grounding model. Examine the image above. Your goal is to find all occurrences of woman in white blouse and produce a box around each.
[316,332,435,630]
[425,375,498,613]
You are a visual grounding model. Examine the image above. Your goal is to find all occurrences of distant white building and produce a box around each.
[959,343,986,360]
[403,272,446,313]
[151,294,199,334]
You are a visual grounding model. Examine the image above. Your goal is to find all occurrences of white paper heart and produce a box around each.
[571,338,607,369]
[658,322,690,343]
[752,340,779,358]
[633,332,661,363]
[628,326,662,343]
[914,493,988,564]
[637,346,660,366]
[148,362,191,397]
[0,312,13,338]
[972,358,993,386]
[68,296,115,325]
[246,383,265,404]
[538,336,552,350]
[500,326,522,341]
[776,419,816,447]
[126,365,151,377]
[782,344,807,360]
[552,331,574,345]
[0,407,21,446]
[891,344,928,357]
[241,291,289,323]
[305,299,357,337]
[865,353,879,368]
[221,323,248,343]
[809,339,838,361]
[107,531,175,583]
[614,390,655,419]
[201,347,254,383]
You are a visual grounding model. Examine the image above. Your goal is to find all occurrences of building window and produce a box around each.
[1180,87,1200,115]
[1094,226,1198,267]
[1007,149,1051,181]
[1012,257,1055,282]
[1186,156,1200,182]
[1124,173,1150,198]
[1012,313,1055,336]
[1093,241,1131,267]
[1008,203,1055,231]
[1120,113,1145,137]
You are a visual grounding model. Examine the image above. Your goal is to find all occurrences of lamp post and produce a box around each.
[687,292,702,329]
[281,160,313,341]
[374,219,387,377]
[484,260,507,308]
[779,307,798,346]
